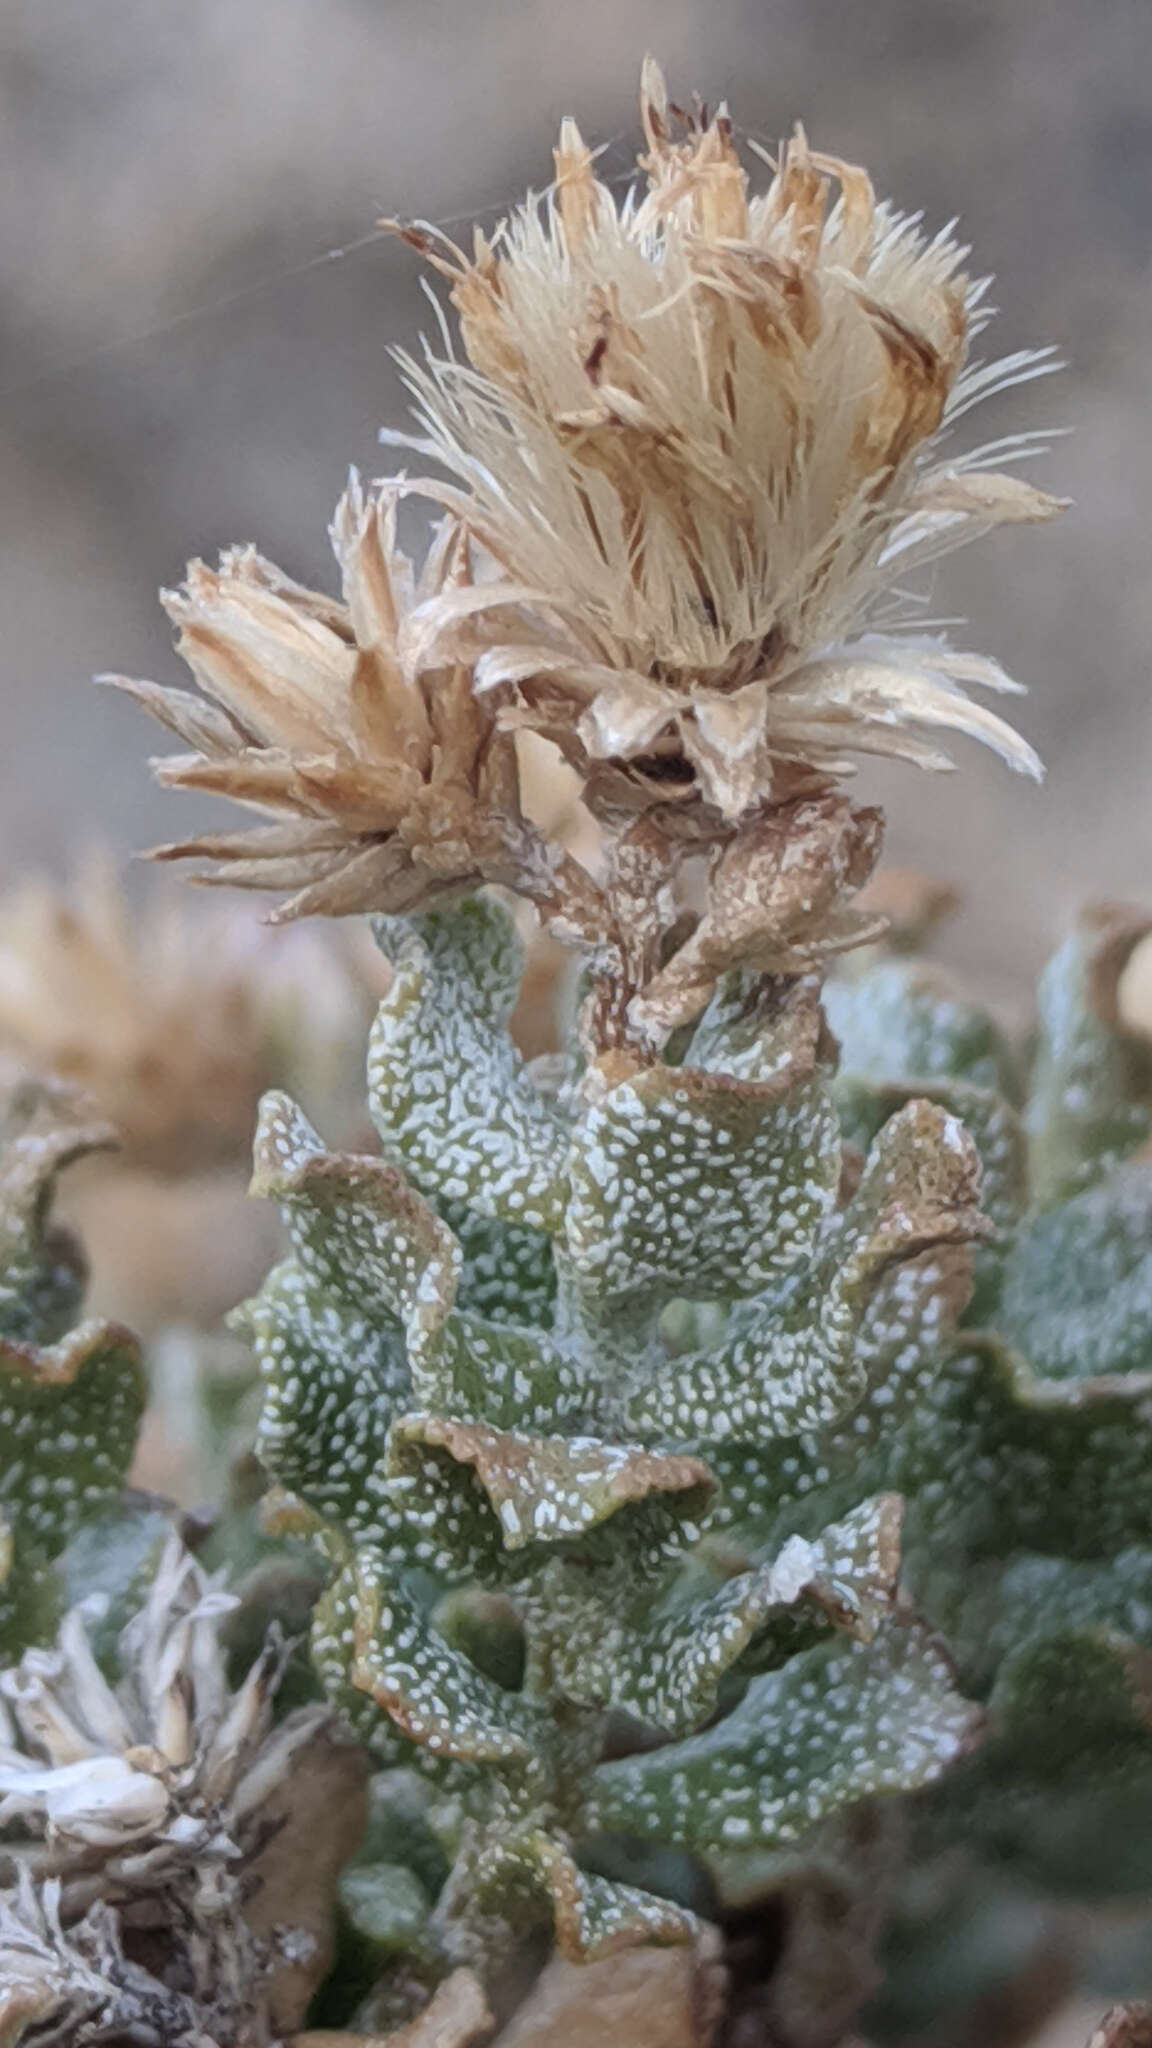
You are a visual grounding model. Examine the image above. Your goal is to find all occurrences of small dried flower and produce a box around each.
[0,854,383,1174]
[390,58,1062,820]
[0,1871,216,2048]
[0,1536,367,2040]
[108,474,556,923]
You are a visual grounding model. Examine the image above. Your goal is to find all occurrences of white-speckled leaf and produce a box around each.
[423,1313,588,1432]
[241,1263,409,1533]
[339,1862,434,1956]
[369,901,569,1233]
[386,1414,713,1571]
[466,1830,697,1962]
[438,1199,557,1328]
[565,1054,841,1319]
[587,1618,981,1853]
[701,1239,974,1547]
[0,1085,144,1657]
[629,1100,983,1443]
[840,1077,1026,1253]
[544,1496,903,1737]
[688,973,830,1086]
[903,1336,1152,1565]
[0,1324,145,1654]
[997,1164,1152,1385]
[943,1546,1152,1700]
[826,958,1026,1257]
[0,1083,115,1344]
[991,1624,1152,1767]
[313,1544,548,1776]
[251,1091,460,1355]
[1026,912,1152,1209]
[0,1511,55,1657]
[825,959,1014,1102]
[931,1616,1152,1893]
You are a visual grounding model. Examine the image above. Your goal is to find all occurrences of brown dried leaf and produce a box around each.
[632,796,884,1036]
[292,1970,493,2047]
[243,1712,372,2032]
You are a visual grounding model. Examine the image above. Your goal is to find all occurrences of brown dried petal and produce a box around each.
[633,796,884,1036]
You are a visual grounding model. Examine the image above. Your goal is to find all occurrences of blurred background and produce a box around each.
[0,0,1149,1013]
[0,13,1149,2041]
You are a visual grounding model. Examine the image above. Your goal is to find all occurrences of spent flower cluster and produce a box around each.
[112,58,1060,1044]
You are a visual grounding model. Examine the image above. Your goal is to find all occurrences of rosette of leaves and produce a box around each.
[0,1077,146,1657]
[238,895,985,2007]
[821,905,1152,1900]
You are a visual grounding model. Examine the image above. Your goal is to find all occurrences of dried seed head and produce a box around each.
[0,1536,367,2037]
[0,1538,272,1856]
[0,854,378,1169]
[389,59,1063,821]
[108,473,552,924]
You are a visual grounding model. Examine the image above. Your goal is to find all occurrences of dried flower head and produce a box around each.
[0,855,378,1171]
[0,1535,367,2040]
[107,473,560,923]
[0,1872,193,2048]
[390,58,1062,820]
[0,1537,286,1869]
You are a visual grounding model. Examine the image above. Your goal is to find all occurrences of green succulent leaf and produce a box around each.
[0,1323,145,1655]
[0,1081,115,1345]
[0,1081,146,1659]
[411,1313,587,1434]
[1026,910,1152,1208]
[0,1325,148,1551]
[566,1022,841,1320]
[629,1100,983,1443]
[545,1495,903,1738]
[905,1336,1152,1564]
[463,1830,697,1962]
[434,1586,526,1692]
[927,1622,1152,1894]
[994,1549,1152,1664]
[588,1618,980,1855]
[251,1091,460,1353]
[243,1262,408,1536]
[688,971,832,1085]
[368,901,569,1234]
[339,1861,434,1955]
[825,958,1015,1103]
[992,1628,1152,1773]
[843,1079,1026,1250]
[0,1510,56,1658]
[940,1546,1152,1698]
[313,1543,548,1774]
[826,958,1028,1265]
[700,1234,973,1548]
[386,1414,713,1572]
[996,1163,1152,1386]
[438,1200,557,1328]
